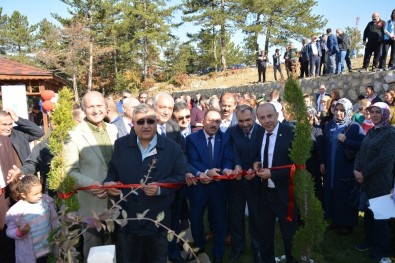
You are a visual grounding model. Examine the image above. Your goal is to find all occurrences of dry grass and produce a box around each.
[154,57,366,94]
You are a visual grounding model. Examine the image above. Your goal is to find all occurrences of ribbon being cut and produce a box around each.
[58,164,304,221]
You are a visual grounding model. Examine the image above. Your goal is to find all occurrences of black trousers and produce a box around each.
[258,67,266,82]
[363,209,390,259]
[363,41,382,68]
[380,39,395,69]
[320,49,327,75]
[300,61,309,78]
[257,189,297,263]
[118,229,168,263]
[345,49,352,71]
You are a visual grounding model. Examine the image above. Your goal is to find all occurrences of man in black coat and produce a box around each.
[254,103,297,263]
[360,12,386,72]
[104,104,186,263]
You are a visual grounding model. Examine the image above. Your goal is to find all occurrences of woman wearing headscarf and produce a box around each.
[353,102,395,263]
[320,98,365,235]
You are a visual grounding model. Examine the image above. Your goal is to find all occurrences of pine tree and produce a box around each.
[284,78,326,262]
[239,0,327,53]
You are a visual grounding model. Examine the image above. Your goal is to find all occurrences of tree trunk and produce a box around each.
[212,28,218,72]
[142,0,148,80]
[255,13,261,53]
[220,0,227,71]
[264,20,272,54]
[88,38,93,91]
[73,70,79,103]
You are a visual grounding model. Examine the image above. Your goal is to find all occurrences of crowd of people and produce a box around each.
[256,10,395,82]
[0,81,395,263]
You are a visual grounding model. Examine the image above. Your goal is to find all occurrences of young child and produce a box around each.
[6,175,59,263]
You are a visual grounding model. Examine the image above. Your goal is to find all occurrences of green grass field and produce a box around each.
[200,215,395,263]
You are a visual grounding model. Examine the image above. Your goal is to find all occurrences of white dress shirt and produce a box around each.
[261,122,280,188]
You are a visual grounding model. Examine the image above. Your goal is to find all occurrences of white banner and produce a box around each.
[1,85,28,119]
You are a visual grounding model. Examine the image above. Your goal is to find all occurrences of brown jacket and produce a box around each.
[0,136,16,229]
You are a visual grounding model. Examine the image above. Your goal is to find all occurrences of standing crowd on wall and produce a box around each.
[256,10,395,82]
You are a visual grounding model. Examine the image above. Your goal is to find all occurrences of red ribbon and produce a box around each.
[57,182,185,199]
[186,164,305,222]
[59,164,305,221]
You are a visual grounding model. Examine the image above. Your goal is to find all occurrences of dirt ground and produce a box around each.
[154,57,365,94]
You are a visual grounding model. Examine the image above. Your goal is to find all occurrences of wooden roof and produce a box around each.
[0,56,68,85]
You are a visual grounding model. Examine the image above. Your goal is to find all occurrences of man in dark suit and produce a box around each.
[307,35,322,77]
[112,97,140,138]
[186,108,234,263]
[253,103,296,263]
[227,105,264,263]
[154,92,189,263]
[104,104,186,263]
[154,92,184,149]
[315,85,330,113]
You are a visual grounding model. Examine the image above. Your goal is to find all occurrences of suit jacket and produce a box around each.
[186,129,233,176]
[63,120,118,217]
[307,41,322,57]
[228,124,264,170]
[112,117,128,138]
[256,122,294,206]
[104,133,186,235]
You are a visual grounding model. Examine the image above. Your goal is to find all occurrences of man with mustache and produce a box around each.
[219,93,238,133]
[186,109,234,263]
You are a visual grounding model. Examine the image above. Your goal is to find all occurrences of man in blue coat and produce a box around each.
[227,105,264,263]
[186,108,233,263]
[326,28,339,75]
[104,104,186,263]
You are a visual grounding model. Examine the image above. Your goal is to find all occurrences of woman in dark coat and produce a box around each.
[320,98,365,234]
[354,102,395,262]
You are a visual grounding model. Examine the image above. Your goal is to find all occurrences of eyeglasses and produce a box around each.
[177,115,191,121]
[135,118,156,125]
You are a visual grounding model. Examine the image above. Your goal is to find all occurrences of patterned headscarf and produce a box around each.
[334,98,353,124]
[369,102,391,128]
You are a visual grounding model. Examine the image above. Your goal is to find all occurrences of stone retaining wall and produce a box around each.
[173,70,395,103]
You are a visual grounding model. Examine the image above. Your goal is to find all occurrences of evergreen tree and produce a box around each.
[284,78,326,262]
[115,0,174,80]
[240,0,327,53]
[345,26,363,55]
[1,11,37,54]
[182,0,244,71]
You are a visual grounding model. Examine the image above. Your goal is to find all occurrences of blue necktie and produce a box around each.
[160,126,166,137]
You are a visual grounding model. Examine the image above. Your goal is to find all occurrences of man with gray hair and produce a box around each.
[154,93,190,263]
[104,103,186,262]
[112,97,140,138]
